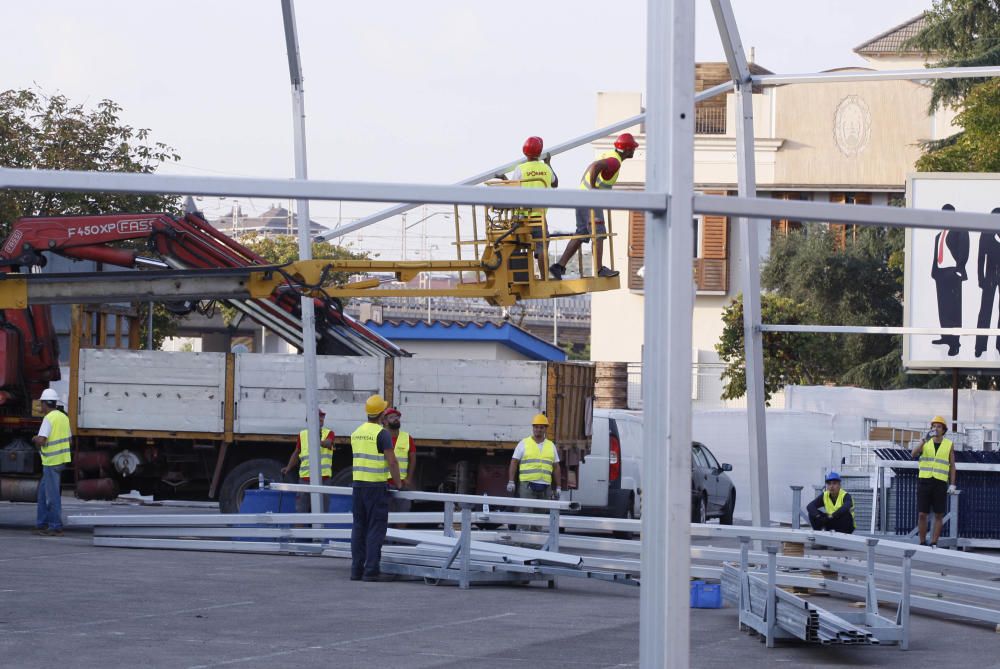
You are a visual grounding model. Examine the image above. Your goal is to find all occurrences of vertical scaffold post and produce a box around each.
[639,0,696,666]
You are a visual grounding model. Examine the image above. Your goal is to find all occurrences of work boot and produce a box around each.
[32,527,47,536]
[41,528,64,537]
[362,573,397,582]
[597,266,619,278]
[548,263,565,280]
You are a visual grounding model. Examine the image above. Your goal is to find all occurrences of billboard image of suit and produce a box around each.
[904,173,1000,370]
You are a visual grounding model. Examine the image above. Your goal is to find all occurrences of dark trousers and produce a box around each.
[808,513,855,534]
[976,279,1000,353]
[935,275,963,347]
[351,484,389,578]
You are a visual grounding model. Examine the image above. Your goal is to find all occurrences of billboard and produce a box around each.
[904,173,1000,370]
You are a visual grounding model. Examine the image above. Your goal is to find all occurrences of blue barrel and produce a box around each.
[325,490,352,542]
[239,488,297,514]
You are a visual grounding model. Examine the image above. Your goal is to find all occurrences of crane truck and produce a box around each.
[0,211,600,511]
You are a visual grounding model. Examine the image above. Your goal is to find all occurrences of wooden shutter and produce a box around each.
[628,210,645,290]
[696,190,728,293]
[829,192,870,250]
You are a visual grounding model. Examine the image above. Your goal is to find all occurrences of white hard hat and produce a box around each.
[40,389,59,402]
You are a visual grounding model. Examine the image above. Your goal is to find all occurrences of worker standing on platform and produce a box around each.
[549,132,638,281]
[32,389,72,537]
[383,407,416,512]
[911,415,957,547]
[503,136,558,278]
[351,394,401,581]
[282,409,335,513]
[805,472,855,534]
[506,414,561,517]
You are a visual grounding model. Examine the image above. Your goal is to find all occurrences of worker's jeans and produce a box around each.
[36,465,65,530]
[351,484,389,578]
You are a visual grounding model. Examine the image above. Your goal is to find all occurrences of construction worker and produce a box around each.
[350,394,401,582]
[911,415,957,547]
[805,472,855,534]
[501,136,559,278]
[382,407,416,513]
[506,414,561,515]
[32,389,72,536]
[549,132,638,281]
[281,409,335,513]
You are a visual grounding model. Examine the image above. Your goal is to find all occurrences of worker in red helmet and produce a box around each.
[549,132,638,280]
[500,136,559,278]
[381,407,416,514]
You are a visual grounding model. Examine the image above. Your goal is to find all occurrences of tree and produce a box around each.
[0,88,180,230]
[906,1,1000,170]
[716,225,919,402]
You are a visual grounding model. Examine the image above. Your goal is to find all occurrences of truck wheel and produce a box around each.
[612,495,636,539]
[219,458,283,513]
[720,491,735,525]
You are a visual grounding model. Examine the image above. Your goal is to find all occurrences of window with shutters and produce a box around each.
[829,192,871,250]
[627,190,729,294]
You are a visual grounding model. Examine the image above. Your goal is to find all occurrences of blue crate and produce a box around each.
[690,580,722,609]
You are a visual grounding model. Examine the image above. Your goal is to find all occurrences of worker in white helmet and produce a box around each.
[32,388,72,536]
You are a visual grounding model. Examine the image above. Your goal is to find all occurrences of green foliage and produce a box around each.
[906,1,1000,170]
[0,88,181,231]
[561,341,590,361]
[716,293,819,404]
[917,79,1000,172]
[905,0,1000,110]
[716,226,925,401]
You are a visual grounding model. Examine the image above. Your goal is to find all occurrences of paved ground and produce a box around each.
[2,497,999,669]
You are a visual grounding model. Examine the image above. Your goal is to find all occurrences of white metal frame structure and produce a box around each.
[6,1,1000,667]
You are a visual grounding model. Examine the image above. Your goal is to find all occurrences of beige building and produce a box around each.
[589,14,957,407]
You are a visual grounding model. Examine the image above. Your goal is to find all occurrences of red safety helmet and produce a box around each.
[384,407,401,419]
[614,132,639,151]
[522,136,544,159]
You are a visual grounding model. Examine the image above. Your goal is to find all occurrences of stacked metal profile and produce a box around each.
[723,564,877,645]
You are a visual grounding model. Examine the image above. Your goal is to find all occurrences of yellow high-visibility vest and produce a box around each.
[518,437,555,484]
[390,431,411,480]
[514,159,554,219]
[298,427,333,479]
[918,439,952,482]
[40,410,72,467]
[579,150,624,190]
[822,489,855,529]
[351,422,386,483]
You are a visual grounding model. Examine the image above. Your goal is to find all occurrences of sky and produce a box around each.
[4,0,933,258]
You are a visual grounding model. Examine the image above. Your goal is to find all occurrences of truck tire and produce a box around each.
[219,458,283,513]
[611,492,636,539]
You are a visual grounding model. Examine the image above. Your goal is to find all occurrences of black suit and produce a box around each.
[976,231,1000,354]
[931,230,969,354]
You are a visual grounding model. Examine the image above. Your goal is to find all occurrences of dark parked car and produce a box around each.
[691,442,735,524]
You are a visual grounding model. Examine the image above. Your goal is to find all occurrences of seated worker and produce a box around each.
[806,471,855,533]
[502,136,558,278]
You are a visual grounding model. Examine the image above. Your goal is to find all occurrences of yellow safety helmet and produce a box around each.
[365,394,388,416]
[531,413,549,426]
[930,415,947,428]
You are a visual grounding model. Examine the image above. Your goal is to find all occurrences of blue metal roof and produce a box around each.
[362,320,567,362]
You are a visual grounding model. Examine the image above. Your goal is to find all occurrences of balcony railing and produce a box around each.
[694,107,726,135]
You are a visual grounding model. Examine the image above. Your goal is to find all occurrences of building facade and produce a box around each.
[590,15,956,407]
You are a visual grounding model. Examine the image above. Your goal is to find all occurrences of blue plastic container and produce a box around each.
[325,491,352,543]
[690,580,723,608]
[239,488,297,514]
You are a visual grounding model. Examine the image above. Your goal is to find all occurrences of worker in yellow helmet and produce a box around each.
[910,415,957,547]
[350,394,401,582]
[507,414,561,515]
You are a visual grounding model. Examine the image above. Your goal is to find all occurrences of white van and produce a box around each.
[573,408,737,525]
[570,408,643,519]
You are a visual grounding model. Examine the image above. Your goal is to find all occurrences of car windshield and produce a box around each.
[691,445,709,468]
[700,445,721,470]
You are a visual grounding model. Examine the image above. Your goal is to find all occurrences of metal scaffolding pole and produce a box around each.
[711,0,770,529]
[281,0,322,514]
[640,0,695,666]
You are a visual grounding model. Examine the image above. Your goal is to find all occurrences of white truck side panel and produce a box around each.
[77,350,226,432]
[234,354,383,436]
[393,358,546,442]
